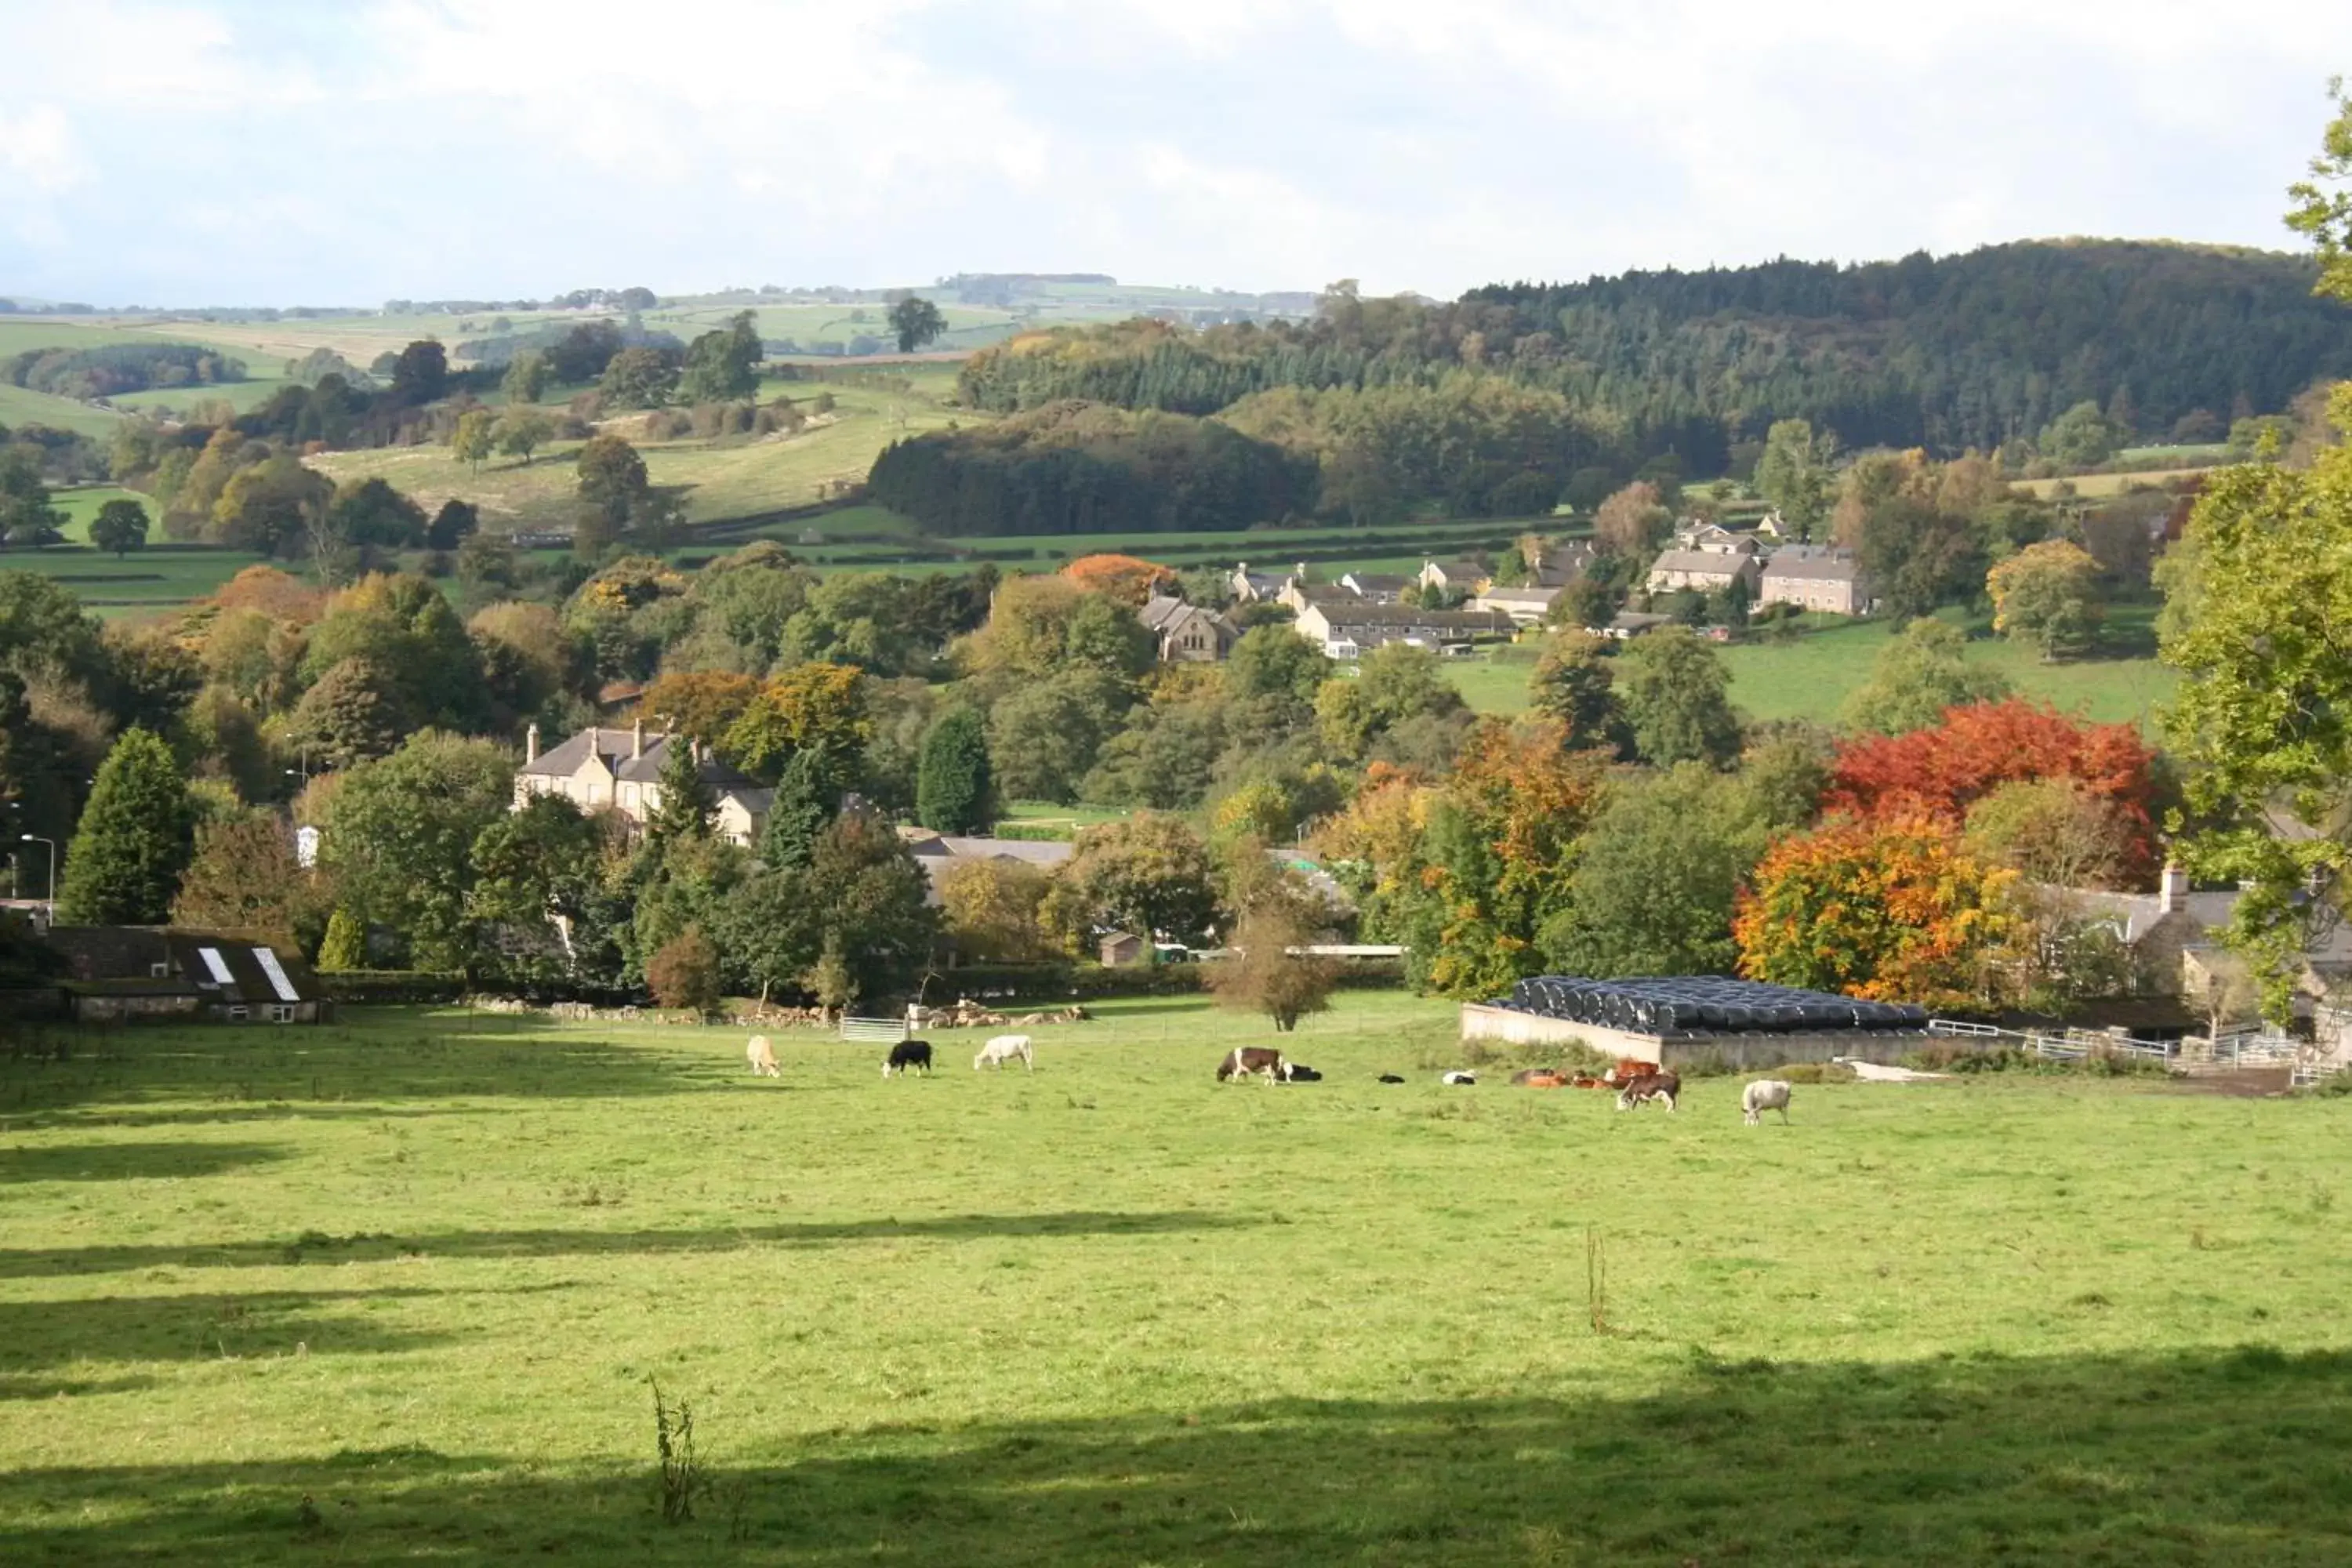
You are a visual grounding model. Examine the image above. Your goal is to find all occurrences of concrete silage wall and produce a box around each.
[1458,1003,1939,1070]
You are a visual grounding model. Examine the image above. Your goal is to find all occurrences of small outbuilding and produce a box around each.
[1098,931,1147,967]
[45,927,331,1025]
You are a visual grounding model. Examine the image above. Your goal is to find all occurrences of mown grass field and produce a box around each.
[0,545,254,619]
[2,996,2348,1565]
[1456,606,2179,731]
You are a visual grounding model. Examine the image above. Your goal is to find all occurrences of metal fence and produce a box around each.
[838,1015,911,1045]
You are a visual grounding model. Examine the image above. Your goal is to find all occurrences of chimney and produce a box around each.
[631,719,644,760]
[2159,862,2189,915]
[524,721,539,764]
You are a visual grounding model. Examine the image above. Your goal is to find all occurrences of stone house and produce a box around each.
[1339,572,1411,602]
[1759,545,1873,615]
[1417,558,1491,597]
[1293,601,1513,659]
[1471,584,1566,626]
[515,721,775,848]
[1138,596,1240,662]
[1644,549,1762,597]
[45,927,328,1024]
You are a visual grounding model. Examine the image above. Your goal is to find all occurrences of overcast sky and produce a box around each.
[2,0,2346,306]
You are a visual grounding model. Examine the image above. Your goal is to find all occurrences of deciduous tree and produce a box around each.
[1839,619,2011,735]
[1615,626,1741,767]
[170,812,327,949]
[318,731,512,971]
[576,434,650,527]
[887,296,947,354]
[450,408,496,474]
[1987,539,2103,660]
[89,497,149,558]
[1059,812,1221,945]
[56,728,194,925]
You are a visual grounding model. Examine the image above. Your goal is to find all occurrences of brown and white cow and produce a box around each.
[1614,1070,1681,1113]
[1217,1047,1290,1083]
[1511,1068,1568,1089]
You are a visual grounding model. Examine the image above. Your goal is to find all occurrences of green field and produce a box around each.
[2,994,2347,1564]
[0,380,122,438]
[47,485,147,545]
[0,543,255,618]
[1456,608,2180,730]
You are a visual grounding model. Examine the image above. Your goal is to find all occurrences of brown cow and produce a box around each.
[1511,1068,1569,1089]
[1614,1070,1680,1113]
[1603,1058,1661,1084]
[1217,1047,1290,1083]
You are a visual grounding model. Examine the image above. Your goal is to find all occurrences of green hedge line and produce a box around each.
[318,971,468,1006]
[923,957,1404,1004]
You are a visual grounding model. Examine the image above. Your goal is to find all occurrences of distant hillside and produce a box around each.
[960,241,2352,466]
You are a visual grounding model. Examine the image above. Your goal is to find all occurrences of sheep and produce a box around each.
[974,1034,1034,1072]
[1742,1079,1794,1125]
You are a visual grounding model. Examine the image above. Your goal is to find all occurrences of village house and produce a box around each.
[1228,562,1294,603]
[897,829,1076,905]
[1338,572,1411,603]
[1528,540,1597,588]
[1293,601,1514,659]
[1671,521,1762,556]
[43,927,328,1024]
[1644,548,1762,597]
[1471,583,1566,626]
[2056,863,2352,1014]
[1758,544,1873,615]
[1138,595,1240,662]
[514,721,775,848]
[1416,557,1491,597]
[1276,579,1361,616]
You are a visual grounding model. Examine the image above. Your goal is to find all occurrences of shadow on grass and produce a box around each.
[0,1345,2345,1564]
[0,1287,466,1374]
[0,1141,286,1184]
[0,1209,1256,1279]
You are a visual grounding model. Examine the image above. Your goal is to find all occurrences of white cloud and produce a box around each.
[0,0,2343,302]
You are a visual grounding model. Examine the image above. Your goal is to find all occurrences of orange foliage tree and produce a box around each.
[641,670,761,745]
[212,564,326,625]
[1733,817,2022,1008]
[1822,699,2161,886]
[1062,554,1175,607]
[719,662,871,779]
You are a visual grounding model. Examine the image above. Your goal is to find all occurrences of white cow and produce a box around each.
[975,1033,1034,1072]
[1742,1079,1793,1125]
[746,1036,779,1078]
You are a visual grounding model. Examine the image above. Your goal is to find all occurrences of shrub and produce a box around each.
[646,927,722,1016]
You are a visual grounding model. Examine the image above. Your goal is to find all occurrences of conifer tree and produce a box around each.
[317,908,367,971]
[916,708,993,833]
[759,746,837,869]
[647,735,715,844]
[56,728,194,925]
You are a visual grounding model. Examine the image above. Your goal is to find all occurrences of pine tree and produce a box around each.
[759,746,837,869]
[646,735,715,844]
[56,728,194,925]
[916,708,993,833]
[318,908,367,971]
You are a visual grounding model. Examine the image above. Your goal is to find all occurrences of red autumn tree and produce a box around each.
[1822,700,2161,885]
[1733,816,2022,1010]
[1062,554,1176,607]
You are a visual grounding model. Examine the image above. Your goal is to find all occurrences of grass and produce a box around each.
[1,993,2347,1564]
[0,381,122,438]
[46,485,146,545]
[0,543,256,619]
[2012,468,2212,500]
[1454,608,2180,729]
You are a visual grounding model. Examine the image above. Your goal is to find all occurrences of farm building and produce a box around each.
[898,829,1075,905]
[44,927,329,1024]
[1471,584,1566,626]
[1463,974,1935,1069]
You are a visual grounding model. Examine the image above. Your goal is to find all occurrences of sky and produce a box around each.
[2,0,2347,307]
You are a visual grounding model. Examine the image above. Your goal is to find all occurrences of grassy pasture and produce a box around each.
[1454,607,2180,730]
[0,381,122,438]
[1,994,2347,1564]
[0,543,255,619]
[2011,467,2212,500]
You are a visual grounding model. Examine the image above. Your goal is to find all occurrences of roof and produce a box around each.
[1344,572,1410,593]
[1309,604,1513,632]
[1647,550,1755,577]
[1425,559,1485,580]
[1477,586,1564,607]
[1762,547,1861,583]
[521,727,760,791]
[44,927,322,1004]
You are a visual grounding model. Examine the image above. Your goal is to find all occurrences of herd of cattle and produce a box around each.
[745,1033,1795,1123]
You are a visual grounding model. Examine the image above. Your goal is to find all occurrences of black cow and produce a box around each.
[1377,1073,1405,1083]
[1283,1064,1323,1082]
[883,1039,934,1078]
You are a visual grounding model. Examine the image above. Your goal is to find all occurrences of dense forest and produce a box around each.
[5,342,248,400]
[956,242,2352,470]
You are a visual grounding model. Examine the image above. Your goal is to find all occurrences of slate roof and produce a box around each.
[1647,550,1755,577]
[521,727,759,789]
[1311,604,1513,633]
[1762,546,1862,582]
[45,927,323,1004]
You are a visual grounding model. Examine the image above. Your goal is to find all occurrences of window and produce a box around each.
[149,962,170,978]
[265,1004,296,1024]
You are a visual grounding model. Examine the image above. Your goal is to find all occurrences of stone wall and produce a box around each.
[1458,1003,1940,1069]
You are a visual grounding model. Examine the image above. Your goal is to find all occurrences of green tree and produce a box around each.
[465,793,606,982]
[450,408,496,474]
[1225,623,1331,705]
[1616,627,1742,767]
[1839,619,2012,735]
[210,456,332,557]
[56,728,194,924]
[1855,494,1982,620]
[500,350,551,405]
[425,498,479,550]
[598,347,677,409]
[803,809,938,1000]
[1753,419,1835,541]
[1059,812,1221,945]
[1542,763,1765,978]
[887,296,948,354]
[677,310,762,403]
[2288,78,2352,300]
[1528,630,1628,753]
[318,731,512,971]
[316,907,366,971]
[89,497,150,558]
[2160,387,2352,1016]
[1987,539,2104,660]
[390,339,448,404]
[1314,642,1465,760]
[169,812,327,949]
[916,706,993,833]
[2038,401,2122,468]
[986,669,1128,804]
[576,434,650,527]
[648,735,717,844]
[646,926,724,1015]
[325,477,428,549]
[495,408,554,466]
[759,745,837,869]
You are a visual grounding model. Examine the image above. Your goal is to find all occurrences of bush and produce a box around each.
[647,927,722,1016]
[318,970,466,1006]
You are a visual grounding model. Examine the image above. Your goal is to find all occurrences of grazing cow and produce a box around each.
[1217,1047,1290,1083]
[746,1036,779,1077]
[1511,1068,1568,1089]
[1441,1070,1478,1086]
[974,1034,1034,1072]
[1377,1073,1406,1084]
[1614,1070,1679,1112]
[1283,1064,1323,1082]
[883,1039,934,1078]
[1742,1079,1794,1125]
